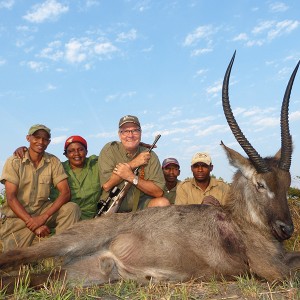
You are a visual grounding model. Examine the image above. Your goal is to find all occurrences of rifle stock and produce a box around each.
[95,134,161,217]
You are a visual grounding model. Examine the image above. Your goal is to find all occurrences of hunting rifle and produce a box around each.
[95,134,161,217]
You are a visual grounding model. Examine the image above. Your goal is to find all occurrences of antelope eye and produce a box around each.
[257,182,265,189]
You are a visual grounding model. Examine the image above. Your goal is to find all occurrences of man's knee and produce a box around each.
[147,197,170,208]
[54,202,81,234]
[60,202,81,219]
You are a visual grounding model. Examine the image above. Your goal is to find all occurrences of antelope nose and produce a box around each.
[277,220,294,239]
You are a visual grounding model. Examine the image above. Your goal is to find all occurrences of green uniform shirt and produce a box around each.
[175,177,230,206]
[163,180,180,204]
[50,155,101,220]
[98,141,165,212]
[0,151,67,217]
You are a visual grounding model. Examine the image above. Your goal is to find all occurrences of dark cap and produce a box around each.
[28,124,51,137]
[119,115,140,128]
[64,135,87,151]
[162,158,180,168]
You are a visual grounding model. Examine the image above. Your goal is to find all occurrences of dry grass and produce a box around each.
[284,198,300,251]
[1,274,300,300]
[0,198,299,299]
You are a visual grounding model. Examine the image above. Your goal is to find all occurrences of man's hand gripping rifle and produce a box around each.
[95,134,161,217]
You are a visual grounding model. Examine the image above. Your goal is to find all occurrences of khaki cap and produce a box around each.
[191,152,212,166]
[119,115,140,128]
[28,124,51,137]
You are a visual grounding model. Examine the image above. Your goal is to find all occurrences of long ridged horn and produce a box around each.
[279,61,300,171]
[222,51,270,173]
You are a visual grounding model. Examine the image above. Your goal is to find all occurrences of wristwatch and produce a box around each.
[132,175,139,186]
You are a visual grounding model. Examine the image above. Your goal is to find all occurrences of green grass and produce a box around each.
[1,273,300,300]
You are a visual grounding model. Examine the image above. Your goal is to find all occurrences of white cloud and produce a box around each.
[133,0,151,12]
[0,0,14,9]
[206,80,222,95]
[94,42,118,55]
[116,29,137,42]
[105,91,137,102]
[51,135,67,145]
[84,63,92,70]
[40,37,119,65]
[16,26,39,34]
[40,41,64,61]
[46,84,57,91]
[267,20,300,40]
[174,116,215,125]
[183,25,214,46]
[24,61,47,72]
[290,111,300,121]
[252,21,275,35]
[0,58,6,66]
[142,45,153,52]
[232,33,248,41]
[284,54,299,62]
[254,117,278,127]
[245,39,264,47]
[159,127,191,136]
[65,39,88,63]
[247,19,299,46]
[93,132,116,139]
[23,0,69,23]
[194,68,208,78]
[269,2,289,13]
[195,124,228,137]
[159,107,182,121]
[191,48,212,56]
[55,67,65,72]
[244,107,276,117]
[86,0,100,8]
[78,0,100,11]
[232,107,247,116]
[277,66,293,79]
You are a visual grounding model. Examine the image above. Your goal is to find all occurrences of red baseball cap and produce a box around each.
[64,135,87,151]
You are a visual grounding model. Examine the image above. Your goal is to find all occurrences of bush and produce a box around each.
[0,188,5,206]
[289,187,300,199]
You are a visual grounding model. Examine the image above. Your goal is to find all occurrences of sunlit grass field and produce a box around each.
[1,199,299,299]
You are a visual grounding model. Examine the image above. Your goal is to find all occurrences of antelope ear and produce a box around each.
[274,144,294,161]
[274,149,281,160]
[221,141,256,179]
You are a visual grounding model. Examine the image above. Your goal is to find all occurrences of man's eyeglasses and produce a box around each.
[119,129,141,136]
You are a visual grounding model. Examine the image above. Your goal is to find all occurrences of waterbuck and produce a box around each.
[0,52,299,287]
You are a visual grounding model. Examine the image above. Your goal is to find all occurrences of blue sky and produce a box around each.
[1,0,300,189]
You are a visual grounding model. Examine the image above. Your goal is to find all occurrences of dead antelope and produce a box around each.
[0,52,299,288]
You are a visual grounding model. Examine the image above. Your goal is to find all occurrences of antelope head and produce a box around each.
[221,51,299,241]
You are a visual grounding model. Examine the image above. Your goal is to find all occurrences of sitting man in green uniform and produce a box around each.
[49,135,101,220]
[161,158,181,204]
[175,152,230,206]
[98,115,170,212]
[0,124,81,251]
